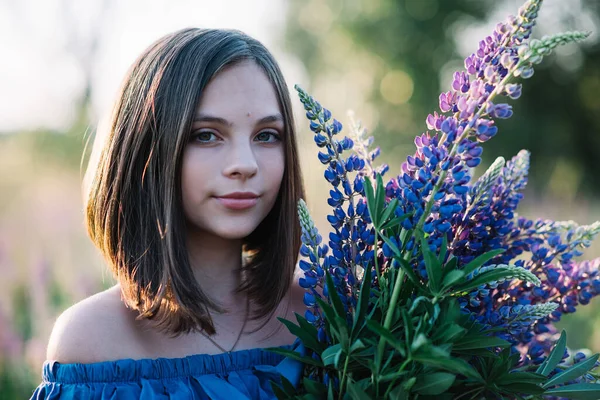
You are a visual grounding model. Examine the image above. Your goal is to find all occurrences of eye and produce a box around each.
[191,131,219,143]
[255,130,281,143]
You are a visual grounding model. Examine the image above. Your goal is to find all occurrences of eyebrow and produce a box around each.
[193,114,284,126]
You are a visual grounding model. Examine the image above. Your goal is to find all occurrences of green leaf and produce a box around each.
[393,254,426,290]
[420,234,442,292]
[349,339,367,354]
[500,382,546,395]
[264,347,324,367]
[346,379,371,400]
[322,343,343,368]
[497,372,547,385]
[412,372,456,395]
[453,335,511,351]
[270,382,290,399]
[352,262,372,341]
[411,333,430,353]
[303,377,328,397]
[461,248,505,277]
[381,213,410,230]
[380,198,399,226]
[277,316,323,353]
[544,383,600,399]
[365,319,406,354]
[328,378,335,399]
[442,270,465,289]
[412,346,483,382]
[325,271,346,320]
[334,315,349,349]
[381,234,402,257]
[378,369,409,383]
[314,297,340,341]
[295,313,320,342]
[280,375,296,394]
[537,330,567,376]
[431,323,465,343]
[438,235,448,264]
[543,354,600,388]
[375,173,385,223]
[364,176,378,226]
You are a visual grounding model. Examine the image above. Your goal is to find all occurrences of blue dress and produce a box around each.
[30,339,304,399]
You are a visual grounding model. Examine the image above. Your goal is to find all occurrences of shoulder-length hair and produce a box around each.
[85,28,305,337]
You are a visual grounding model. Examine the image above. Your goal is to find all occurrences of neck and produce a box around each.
[186,229,248,312]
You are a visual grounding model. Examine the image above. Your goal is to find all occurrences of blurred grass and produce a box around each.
[0,131,115,398]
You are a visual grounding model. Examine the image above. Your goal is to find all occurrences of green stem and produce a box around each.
[338,352,351,400]
[454,387,484,400]
[383,358,412,398]
[373,229,381,293]
[373,51,529,399]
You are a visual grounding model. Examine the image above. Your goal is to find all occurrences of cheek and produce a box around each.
[181,151,209,208]
[261,148,285,190]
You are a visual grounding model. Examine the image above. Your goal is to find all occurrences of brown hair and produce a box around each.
[85,28,305,336]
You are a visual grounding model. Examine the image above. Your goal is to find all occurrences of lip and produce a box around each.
[218,192,260,199]
[215,192,260,210]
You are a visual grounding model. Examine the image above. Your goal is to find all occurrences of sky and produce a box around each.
[0,0,597,133]
[0,0,303,132]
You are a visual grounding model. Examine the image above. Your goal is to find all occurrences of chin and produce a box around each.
[208,222,262,240]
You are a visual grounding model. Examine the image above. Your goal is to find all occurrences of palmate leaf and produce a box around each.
[346,378,371,400]
[412,372,456,395]
[544,383,600,399]
[276,315,324,354]
[543,354,600,388]
[265,347,324,368]
[412,345,483,382]
[500,382,546,396]
[453,335,511,351]
[441,269,465,288]
[496,371,547,386]
[271,375,298,400]
[365,319,406,355]
[302,378,327,398]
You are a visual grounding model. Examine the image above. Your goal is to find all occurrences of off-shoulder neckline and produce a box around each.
[41,339,301,383]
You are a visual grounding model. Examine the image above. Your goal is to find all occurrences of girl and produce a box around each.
[31,28,307,399]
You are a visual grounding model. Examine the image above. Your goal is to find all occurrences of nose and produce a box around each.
[222,139,258,180]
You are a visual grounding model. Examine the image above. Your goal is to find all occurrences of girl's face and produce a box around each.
[181,61,285,240]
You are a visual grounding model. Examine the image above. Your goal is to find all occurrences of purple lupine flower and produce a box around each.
[293,2,596,394]
[297,199,328,330]
[296,86,381,326]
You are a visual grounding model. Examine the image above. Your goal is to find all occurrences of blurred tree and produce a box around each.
[283,0,600,197]
[0,0,114,170]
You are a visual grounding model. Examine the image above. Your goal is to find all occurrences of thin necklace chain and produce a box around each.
[200,295,249,354]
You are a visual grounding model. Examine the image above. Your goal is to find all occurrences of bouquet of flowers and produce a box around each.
[268,0,600,398]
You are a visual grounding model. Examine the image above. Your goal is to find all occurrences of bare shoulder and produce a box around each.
[46,285,139,364]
